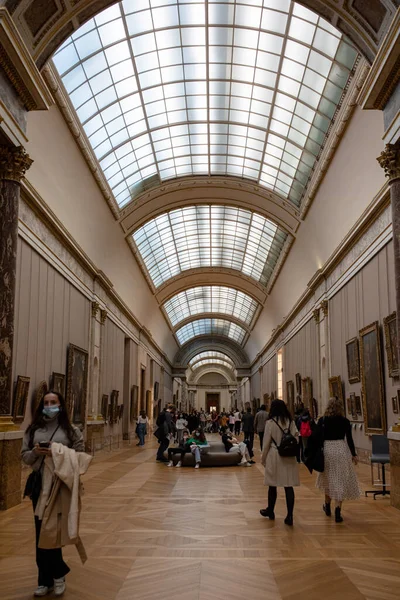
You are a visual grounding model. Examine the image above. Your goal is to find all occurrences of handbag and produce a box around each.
[23,425,60,507]
[310,419,325,473]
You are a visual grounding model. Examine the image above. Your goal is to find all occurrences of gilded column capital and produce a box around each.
[377,143,400,182]
[313,308,320,324]
[321,300,328,317]
[100,309,107,324]
[91,301,100,318]
[0,146,33,182]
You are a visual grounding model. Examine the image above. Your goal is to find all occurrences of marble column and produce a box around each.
[377,143,400,369]
[0,145,32,426]
[0,145,32,510]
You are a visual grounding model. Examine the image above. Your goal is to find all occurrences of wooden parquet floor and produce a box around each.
[1,435,400,600]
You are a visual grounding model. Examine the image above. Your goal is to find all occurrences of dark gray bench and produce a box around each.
[166,441,242,467]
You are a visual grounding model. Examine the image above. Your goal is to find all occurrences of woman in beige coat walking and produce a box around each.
[260,399,300,526]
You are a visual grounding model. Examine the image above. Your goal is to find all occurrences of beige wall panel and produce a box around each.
[246,107,386,361]
[251,372,261,401]
[329,242,396,452]
[13,239,91,429]
[26,106,177,361]
[263,355,277,396]
[284,318,320,405]
[101,318,125,436]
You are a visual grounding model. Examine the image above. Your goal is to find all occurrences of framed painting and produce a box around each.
[392,396,399,414]
[130,385,138,423]
[32,380,48,416]
[101,394,108,421]
[355,395,362,415]
[51,372,65,396]
[301,377,313,411]
[118,404,124,420]
[66,344,89,426]
[286,381,294,415]
[383,312,399,377]
[312,398,318,420]
[110,390,119,424]
[328,375,344,408]
[359,321,386,435]
[295,373,301,395]
[345,337,360,383]
[13,376,30,423]
[154,381,159,401]
[349,392,357,420]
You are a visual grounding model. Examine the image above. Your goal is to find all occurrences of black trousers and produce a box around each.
[267,486,295,518]
[229,423,234,432]
[244,432,254,458]
[234,421,241,435]
[258,431,264,450]
[156,436,170,459]
[35,516,70,587]
[167,447,188,462]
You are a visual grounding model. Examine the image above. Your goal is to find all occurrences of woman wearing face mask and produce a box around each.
[21,391,84,597]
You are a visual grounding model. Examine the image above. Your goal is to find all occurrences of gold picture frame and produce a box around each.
[32,380,48,416]
[101,394,108,421]
[301,377,313,412]
[66,343,89,426]
[383,312,398,377]
[13,376,30,423]
[345,337,360,383]
[359,321,386,435]
[328,375,344,408]
[130,385,138,423]
[286,380,294,416]
[51,372,65,396]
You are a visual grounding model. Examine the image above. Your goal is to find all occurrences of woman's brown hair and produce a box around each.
[324,396,344,418]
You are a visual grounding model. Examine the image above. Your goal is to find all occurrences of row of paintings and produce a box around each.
[12,343,89,425]
[101,390,123,424]
[286,377,318,419]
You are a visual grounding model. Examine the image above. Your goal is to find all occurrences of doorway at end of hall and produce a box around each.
[206,392,220,414]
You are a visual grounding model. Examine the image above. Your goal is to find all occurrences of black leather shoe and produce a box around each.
[335,507,343,523]
[260,508,275,520]
[323,503,331,517]
[284,516,293,526]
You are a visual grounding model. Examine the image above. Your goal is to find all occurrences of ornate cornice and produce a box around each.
[0,145,32,182]
[377,143,400,182]
[0,42,36,110]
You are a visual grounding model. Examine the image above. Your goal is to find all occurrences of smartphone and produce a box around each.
[39,441,50,448]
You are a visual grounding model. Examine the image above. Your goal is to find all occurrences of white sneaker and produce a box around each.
[166,460,173,467]
[194,463,200,469]
[34,586,53,597]
[244,461,252,466]
[175,461,182,468]
[239,458,248,465]
[54,578,66,596]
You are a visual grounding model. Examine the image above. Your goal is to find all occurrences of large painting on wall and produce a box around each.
[130,385,138,423]
[301,377,313,412]
[66,344,89,426]
[383,312,399,378]
[345,337,360,383]
[51,372,65,397]
[286,381,294,416]
[359,321,386,435]
[328,375,344,409]
[32,380,48,416]
[13,376,30,423]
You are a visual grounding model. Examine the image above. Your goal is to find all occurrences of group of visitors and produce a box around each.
[20,391,362,597]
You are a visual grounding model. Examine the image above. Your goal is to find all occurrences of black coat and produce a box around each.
[241,412,254,434]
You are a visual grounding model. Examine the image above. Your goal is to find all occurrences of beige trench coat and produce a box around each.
[261,419,300,487]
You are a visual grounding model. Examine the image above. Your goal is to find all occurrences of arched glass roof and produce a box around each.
[53,0,358,208]
[189,351,236,368]
[176,318,246,345]
[191,358,235,371]
[163,286,258,327]
[133,205,286,288]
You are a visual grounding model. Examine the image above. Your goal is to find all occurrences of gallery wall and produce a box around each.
[284,317,320,407]
[14,237,91,431]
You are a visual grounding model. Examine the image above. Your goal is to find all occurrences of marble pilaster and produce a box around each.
[377,143,400,372]
[0,145,32,423]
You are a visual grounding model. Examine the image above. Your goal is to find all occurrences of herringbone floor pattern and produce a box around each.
[1,435,400,599]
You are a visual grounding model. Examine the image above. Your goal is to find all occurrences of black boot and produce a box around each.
[260,507,275,520]
[284,515,293,526]
[335,507,343,523]
[323,503,331,517]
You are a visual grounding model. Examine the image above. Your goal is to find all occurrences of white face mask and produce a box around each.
[43,406,60,418]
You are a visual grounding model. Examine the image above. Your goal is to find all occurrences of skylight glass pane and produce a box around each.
[53,1,358,209]
[176,318,246,345]
[189,351,236,368]
[163,286,258,327]
[133,204,287,288]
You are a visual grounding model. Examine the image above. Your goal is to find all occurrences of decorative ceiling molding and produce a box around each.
[188,365,236,385]
[119,177,300,237]
[174,336,250,368]
[170,312,251,335]
[0,8,52,111]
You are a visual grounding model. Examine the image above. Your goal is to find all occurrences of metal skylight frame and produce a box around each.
[163,285,258,327]
[132,204,287,288]
[176,318,246,345]
[190,358,235,371]
[189,350,236,368]
[53,0,358,209]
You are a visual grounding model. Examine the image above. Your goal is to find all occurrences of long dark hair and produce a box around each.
[268,399,292,423]
[194,428,206,443]
[26,390,75,448]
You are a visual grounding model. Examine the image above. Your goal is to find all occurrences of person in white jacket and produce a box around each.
[22,391,85,598]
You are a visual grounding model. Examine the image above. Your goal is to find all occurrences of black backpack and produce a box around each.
[271,419,298,457]
[156,411,166,427]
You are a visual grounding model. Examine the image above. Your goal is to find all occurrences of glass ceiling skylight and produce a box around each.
[189,351,236,368]
[191,358,235,371]
[133,205,286,288]
[53,0,358,208]
[176,318,246,345]
[164,286,258,327]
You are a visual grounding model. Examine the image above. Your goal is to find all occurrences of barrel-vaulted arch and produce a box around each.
[188,364,236,385]
[52,0,359,212]
[189,351,236,370]
[174,337,250,369]
[8,0,396,71]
